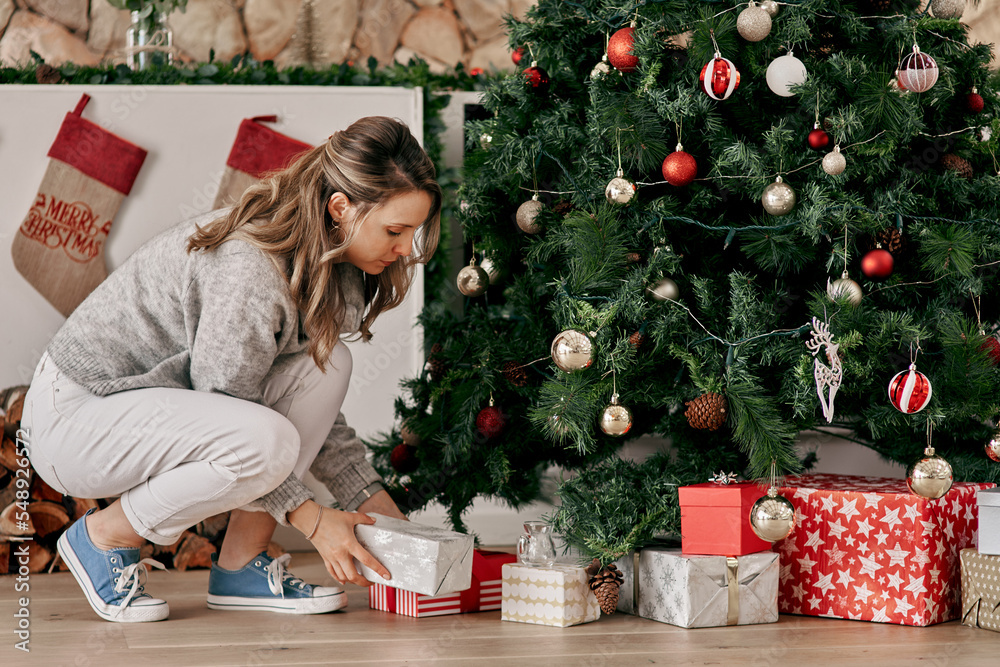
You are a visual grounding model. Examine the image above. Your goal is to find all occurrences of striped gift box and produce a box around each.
[369,550,515,618]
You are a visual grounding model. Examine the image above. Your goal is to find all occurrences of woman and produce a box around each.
[21,116,441,623]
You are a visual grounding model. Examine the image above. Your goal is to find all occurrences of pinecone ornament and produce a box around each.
[685,392,728,431]
[551,199,575,216]
[876,227,904,255]
[941,153,974,179]
[587,560,624,615]
[501,361,529,387]
[426,343,447,381]
[629,331,648,350]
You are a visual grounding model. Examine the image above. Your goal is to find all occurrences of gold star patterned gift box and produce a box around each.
[614,548,779,628]
[960,548,1000,632]
[501,563,601,627]
[774,474,994,627]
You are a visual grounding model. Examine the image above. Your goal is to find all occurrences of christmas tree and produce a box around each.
[371,0,1000,541]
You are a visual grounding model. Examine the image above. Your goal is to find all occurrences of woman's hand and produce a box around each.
[288,501,390,586]
[357,489,407,521]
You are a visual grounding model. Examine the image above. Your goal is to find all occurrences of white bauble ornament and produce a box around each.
[766,52,807,97]
[737,3,772,42]
[822,145,846,176]
[931,0,964,20]
[648,277,680,301]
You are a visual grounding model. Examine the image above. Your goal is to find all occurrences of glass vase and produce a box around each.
[127,9,172,70]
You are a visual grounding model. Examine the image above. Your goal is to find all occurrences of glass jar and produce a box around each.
[127,9,173,70]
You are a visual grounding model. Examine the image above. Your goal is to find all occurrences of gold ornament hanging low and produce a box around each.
[907,445,953,499]
[516,195,544,233]
[551,329,594,372]
[761,176,796,215]
[749,487,796,542]
[599,393,633,437]
[827,271,863,305]
[605,168,636,205]
[456,259,490,297]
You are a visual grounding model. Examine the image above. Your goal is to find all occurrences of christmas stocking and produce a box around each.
[11,94,147,317]
[213,115,312,209]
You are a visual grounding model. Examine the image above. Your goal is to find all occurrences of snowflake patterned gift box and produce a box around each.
[500,563,601,627]
[773,474,994,627]
[368,549,517,617]
[678,481,774,555]
[614,548,779,628]
[353,514,474,597]
[960,548,1000,633]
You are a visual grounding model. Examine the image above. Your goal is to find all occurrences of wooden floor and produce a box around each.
[3,551,1000,666]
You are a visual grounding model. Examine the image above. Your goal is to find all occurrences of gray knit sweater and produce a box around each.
[45,209,384,525]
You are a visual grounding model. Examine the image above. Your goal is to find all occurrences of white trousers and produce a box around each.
[21,344,351,545]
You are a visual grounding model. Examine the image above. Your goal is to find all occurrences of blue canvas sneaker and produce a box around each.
[56,509,169,623]
[207,551,347,614]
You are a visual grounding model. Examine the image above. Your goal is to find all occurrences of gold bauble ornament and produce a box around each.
[516,195,544,234]
[931,0,964,20]
[737,3,772,42]
[986,431,1000,462]
[647,277,680,302]
[822,145,846,176]
[759,0,780,17]
[599,394,633,437]
[551,329,594,372]
[479,132,493,150]
[456,262,489,297]
[591,55,611,80]
[761,176,796,215]
[907,446,953,499]
[605,169,636,205]
[400,422,420,447]
[827,271,863,306]
[479,256,503,285]
[749,486,796,542]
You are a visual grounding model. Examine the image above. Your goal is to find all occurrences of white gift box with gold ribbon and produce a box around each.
[615,548,779,628]
[500,563,601,627]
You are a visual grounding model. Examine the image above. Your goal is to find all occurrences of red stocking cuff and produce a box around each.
[225,116,313,179]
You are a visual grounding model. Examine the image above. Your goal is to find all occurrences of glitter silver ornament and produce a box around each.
[907,446,953,499]
[605,169,636,205]
[761,176,796,215]
[551,329,595,372]
[648,277,680,302]
[516,195,544,234]
[737,3,772,42]
[822,145,846,176]
[827,271,863,305]
[759,0,780,17]
[456,262,489,297]
[985,431,1000,462]
[599,393,633,437]
[749,487,795,542]
[591,55,611,80]
[931,0,964,20]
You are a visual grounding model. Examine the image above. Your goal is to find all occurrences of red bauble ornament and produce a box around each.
[967,88,985,113]
[608,26,639,73]
[662,147,697,186]
[512,47,525,66]
[888,365,933,414]
[700,55,740,100]
[861,249,894,280]
[390,443,418,474]
[982,336,1000,365]
[808,128,830,150]
[524,63,550,95]
[476,405,506,440]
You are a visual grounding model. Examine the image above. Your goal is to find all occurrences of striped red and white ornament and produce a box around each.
[888,363,932,414]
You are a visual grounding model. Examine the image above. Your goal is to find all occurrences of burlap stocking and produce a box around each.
[11,94,147,317]
[213,115,312,208]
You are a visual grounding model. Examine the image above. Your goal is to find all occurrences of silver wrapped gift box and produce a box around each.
[615,547,778,628]
[978,488,1000,556]
[353,514,474,596]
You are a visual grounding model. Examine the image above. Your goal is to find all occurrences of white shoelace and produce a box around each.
[264,554,307,598]
[112,557,166,617]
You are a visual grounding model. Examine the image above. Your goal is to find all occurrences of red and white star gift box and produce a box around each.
[773,474,994,627]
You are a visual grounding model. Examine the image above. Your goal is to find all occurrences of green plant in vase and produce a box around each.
[108,0,188,70]
[547,454,680,615]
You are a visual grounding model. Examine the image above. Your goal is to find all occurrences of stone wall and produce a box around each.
[0,1,997,72]
[0,0,533,73]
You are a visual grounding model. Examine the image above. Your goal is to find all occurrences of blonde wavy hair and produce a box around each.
[187,116,441,367]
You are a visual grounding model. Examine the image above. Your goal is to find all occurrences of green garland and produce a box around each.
[1,55,489,304]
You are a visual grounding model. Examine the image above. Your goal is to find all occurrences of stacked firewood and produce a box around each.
[0,386,278,574]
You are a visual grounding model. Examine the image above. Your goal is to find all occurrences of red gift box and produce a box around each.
[369,549,516,617]
[774,474,994,626]
[679,481,774,555]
